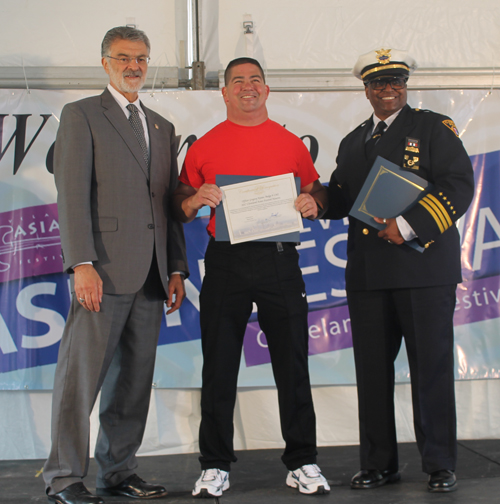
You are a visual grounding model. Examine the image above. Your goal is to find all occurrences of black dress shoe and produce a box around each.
[48,483,104,504]
[351,469,401,489]
[428,470,457,492]
[96,474,167,499]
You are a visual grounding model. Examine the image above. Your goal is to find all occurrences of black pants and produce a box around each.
[198,239,318,471]
[347,285,457,474]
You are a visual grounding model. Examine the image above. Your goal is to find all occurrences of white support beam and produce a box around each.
[219,68,500,91]
[0,66,179,90]
[1,66,497,91]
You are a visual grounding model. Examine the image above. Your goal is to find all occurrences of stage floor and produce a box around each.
[3,440,500,503]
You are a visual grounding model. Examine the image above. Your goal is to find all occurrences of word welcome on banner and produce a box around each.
[0,89,499,389]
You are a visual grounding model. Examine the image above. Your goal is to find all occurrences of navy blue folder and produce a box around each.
[215,174,301,242]
[349,156,433,252]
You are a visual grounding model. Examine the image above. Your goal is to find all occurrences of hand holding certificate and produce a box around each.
[218,173,304,244]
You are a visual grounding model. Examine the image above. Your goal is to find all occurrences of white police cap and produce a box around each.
[353,48,417,82]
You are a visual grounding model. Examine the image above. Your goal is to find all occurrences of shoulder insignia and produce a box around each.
[442,119,460,137]
[354,121,369,132]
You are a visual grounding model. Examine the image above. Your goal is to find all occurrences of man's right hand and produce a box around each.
[172,182,223,223]
[74,264,103,312]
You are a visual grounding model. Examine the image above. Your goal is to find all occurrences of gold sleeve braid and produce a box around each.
[418,192,455,234]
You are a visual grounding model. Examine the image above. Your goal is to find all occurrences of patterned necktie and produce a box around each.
[127,104,149,168]
[365,120,387,157]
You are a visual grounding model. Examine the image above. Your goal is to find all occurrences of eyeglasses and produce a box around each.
[106,55,150,65]
[367,77,408,91]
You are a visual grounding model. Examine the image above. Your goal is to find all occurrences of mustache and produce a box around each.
[123,70,143,78]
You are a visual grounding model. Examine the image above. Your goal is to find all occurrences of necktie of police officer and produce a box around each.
[365,120,387,157]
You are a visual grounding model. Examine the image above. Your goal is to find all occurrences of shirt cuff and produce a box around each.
[396,216,417,241]
[170,271,185,277]
[72,261,93,269]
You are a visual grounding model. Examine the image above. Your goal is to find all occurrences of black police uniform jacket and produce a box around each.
[325,104,475,291]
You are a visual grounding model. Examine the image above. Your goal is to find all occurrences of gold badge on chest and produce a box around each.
[404,137,420,169]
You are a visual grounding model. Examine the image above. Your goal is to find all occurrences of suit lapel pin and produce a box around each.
[155,124,159,129]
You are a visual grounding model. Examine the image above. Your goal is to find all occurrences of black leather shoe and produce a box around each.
[428,470,457,492]
[351,469,401,489]
[96,474,167,499]
[48,483,104,504]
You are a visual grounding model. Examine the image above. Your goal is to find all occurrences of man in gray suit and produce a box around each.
[43,26,189,504]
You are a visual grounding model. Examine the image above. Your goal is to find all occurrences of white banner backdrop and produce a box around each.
[0,87,499,391]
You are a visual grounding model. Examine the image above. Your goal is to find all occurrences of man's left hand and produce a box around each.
[295,193,319,220]
[374,217,405,245]
[165,273,186,314]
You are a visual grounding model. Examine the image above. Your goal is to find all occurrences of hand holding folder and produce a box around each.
[349,156,433,252]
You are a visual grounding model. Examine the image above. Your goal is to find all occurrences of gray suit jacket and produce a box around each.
[54,88,188,295]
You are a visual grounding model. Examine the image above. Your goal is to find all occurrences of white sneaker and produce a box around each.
[192,469,230,498]
[286,464,330,494]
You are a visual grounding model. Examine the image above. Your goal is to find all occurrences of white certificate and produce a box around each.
[221,173,304,244]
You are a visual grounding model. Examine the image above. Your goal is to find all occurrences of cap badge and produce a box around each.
[376,48,392,65]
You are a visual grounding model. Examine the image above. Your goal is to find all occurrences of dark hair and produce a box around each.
[101,26,151,57]
[224,57,265,85]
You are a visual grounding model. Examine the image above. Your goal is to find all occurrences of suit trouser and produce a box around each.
[43,268,164,495]
[347,285,457,474]
[198,239,318,472]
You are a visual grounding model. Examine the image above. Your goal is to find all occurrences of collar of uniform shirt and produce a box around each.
[107,84,150,148]
[371,107,403,135]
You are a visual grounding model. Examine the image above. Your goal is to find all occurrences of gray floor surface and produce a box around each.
[2,440,500,503]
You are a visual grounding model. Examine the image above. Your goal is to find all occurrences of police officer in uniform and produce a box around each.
[325,48,474,493]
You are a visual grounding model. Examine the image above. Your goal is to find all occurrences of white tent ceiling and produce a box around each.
[1,0,499,89]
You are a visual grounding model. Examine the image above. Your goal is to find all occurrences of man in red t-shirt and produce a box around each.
[173,57,329,498]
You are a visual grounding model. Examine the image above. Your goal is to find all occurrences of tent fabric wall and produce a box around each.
[2,381,500,460]
[0,0,182,68]
[1,1,500,87]
[202,1,500,74]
